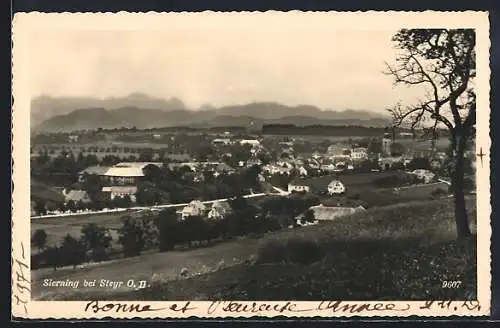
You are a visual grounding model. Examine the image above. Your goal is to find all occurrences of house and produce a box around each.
[288,178,311,193]
[180,200,206,219]
[240,139,261,147]
[327,180,346,195]
[277,167,294,175]
[152,133,162,140]
[207,201,232,220]
[212,138,233,146]
[351,147,368,161]
[411,169,436,183]
[103,162,163,185]
[68,135,79,143]
[63,189,91,204]
[298,166,308,176]
[101,186,138,202]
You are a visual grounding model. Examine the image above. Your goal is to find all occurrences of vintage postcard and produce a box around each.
[12,11,491,319]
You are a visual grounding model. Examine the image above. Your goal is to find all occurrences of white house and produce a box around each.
[288,179,311,193]
[327,180,346,195]
[180,200,206,219]
[101,186,138,202]
[298,166,308,176]
[240,139,261,147]
[212,138,233,146]
[207,201,232,220]
[411,169,436,183]
[351,147,368,161]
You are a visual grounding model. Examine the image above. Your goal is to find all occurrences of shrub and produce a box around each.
[31,229,48,252]
[80,223,111,261]
[58,234,86,269]
[45,246,61,271]
[155,209,181,252]
[117,216,147,258]
[301,209,316,224]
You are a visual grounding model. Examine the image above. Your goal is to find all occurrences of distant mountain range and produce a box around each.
[31,94,391,133]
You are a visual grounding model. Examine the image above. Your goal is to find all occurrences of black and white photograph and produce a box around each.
[11,11,491,318]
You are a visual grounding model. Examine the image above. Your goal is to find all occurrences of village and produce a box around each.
[31,126,476,226]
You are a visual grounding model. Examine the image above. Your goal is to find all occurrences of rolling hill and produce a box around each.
[32,96,391,133]
[31,93,186,127]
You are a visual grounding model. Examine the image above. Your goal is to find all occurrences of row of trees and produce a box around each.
[33,196,133,216]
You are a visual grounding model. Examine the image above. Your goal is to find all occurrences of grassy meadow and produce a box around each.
[35,197,477,301]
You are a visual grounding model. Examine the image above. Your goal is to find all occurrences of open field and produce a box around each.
[32,237,261,300]
[33,197,477,301]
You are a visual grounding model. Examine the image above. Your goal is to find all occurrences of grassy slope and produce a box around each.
[41,197,477,301]
[31,178,65,203]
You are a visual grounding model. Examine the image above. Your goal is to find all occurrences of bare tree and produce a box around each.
[384,29,476,238]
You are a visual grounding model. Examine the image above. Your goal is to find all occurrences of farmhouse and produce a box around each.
[410,169,436,183]
[212,138,233,146]
[240,139,261,147]
[101,186,138,202]
[328,180,346,195]
[351,147,368,161]
[288,178,311,193]
[179,200,206,219]
[207,201,232,220]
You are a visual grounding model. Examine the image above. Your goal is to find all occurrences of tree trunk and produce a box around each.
[452,136,472,239]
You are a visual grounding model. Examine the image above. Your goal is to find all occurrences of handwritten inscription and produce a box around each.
[12,242,30,315]
[207,301,310,314]
[82,299,483,316]
[85,300,195,314]
[317,301,411,313]
[85,300,167,313]
[419,300,481,312]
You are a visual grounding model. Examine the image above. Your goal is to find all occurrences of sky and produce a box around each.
[27,24,427,113]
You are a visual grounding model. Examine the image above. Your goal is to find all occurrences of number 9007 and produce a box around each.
[442,280,462,288]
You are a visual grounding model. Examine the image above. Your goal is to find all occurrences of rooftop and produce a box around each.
[79,165,110,176]
[104,162,163,177]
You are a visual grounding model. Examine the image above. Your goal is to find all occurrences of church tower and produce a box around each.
[382,127,392,156]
